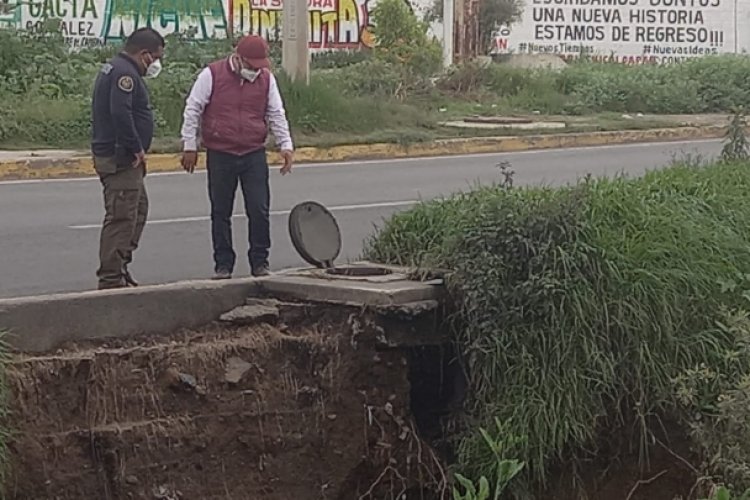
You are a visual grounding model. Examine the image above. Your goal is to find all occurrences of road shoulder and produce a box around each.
[0,126,727,181]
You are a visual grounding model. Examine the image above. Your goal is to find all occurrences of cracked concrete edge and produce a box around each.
[0,268,442,353]
[0,279,263,352]
[0,126,727,181]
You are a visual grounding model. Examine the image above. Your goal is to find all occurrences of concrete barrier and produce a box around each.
[0,279,260,352]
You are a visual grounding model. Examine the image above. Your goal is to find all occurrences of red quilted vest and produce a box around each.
[201,59,270,156]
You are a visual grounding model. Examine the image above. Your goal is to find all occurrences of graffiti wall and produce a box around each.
[0,0,436,49]
[0,0,20,27]
[6,0,229,47]
[492,0,750,64]
[233,0,373,49]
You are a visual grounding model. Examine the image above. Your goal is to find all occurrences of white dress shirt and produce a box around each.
[180,63,294,152]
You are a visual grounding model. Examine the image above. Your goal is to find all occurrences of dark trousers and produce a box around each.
[94,157,148,289]
[207,149,270,273]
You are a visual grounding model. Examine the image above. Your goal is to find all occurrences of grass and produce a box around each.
[365,158,750,495]
[0,330,10,491]
[1,28,750,150]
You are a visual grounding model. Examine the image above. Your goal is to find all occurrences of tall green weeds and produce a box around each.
[721,109,750,163]
[4,25,750,148]
[0,330,11,493]
[366,161,750,493]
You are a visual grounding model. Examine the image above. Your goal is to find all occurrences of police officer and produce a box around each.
[90,28,165,290]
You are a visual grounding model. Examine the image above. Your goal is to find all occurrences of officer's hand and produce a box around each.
[280,150,294,176]
[182,151,198,174]
[133,150,146,168]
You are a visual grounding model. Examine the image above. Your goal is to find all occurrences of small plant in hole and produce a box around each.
[703,485,750,500]
[721,108,750,163]
[452,418,525,500]
[496,160,515,189]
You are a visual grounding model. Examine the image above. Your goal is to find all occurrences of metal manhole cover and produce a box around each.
[288,201,342,268]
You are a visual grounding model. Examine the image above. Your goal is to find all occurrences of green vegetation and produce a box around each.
[423,0,522,52]
[704,486,750,500]
[366,126,750,496]
[721,109,750,163]
[0,331,10,488]
[452,418,525,500]
[2,12,750,150]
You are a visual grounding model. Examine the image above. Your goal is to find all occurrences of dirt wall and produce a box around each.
[5,303,448,499]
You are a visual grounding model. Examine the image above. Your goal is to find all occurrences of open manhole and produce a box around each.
[288,201,394,277]
[326,267,393,277]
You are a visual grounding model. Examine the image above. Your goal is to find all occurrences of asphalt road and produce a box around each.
[0,139,722,298]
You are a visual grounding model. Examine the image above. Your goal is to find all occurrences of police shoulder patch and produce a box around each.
[117,75,134,92]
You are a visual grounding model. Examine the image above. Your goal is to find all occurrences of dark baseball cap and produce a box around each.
[236,35,270,69]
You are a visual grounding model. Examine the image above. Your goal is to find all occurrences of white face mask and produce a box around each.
[240,67,260,82]
[145,58,162,79]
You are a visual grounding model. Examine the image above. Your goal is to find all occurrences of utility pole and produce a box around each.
[442,0,454,67]
[282,0,309,83]
[454,0,465,63]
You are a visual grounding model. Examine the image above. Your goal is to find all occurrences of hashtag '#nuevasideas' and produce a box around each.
[643,45,651,55]
[519,43,528,52]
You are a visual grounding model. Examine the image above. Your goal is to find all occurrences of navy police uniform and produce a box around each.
[91,53,153,289]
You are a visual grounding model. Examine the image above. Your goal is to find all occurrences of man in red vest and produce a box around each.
[180,35,294,279]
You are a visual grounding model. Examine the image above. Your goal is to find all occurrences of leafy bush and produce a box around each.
[0,330,11,488]
[371,0,442,77]
[704,485,750,500]
[673,304,750,494]
[452,418,525,500]
[311,49,371,69]
[558,56,750,113]
[4,22,750,149]
[276,71,430,134]
[435,55,750,115]
[721,109,750,163]
[366,160,750,492]
[0,27,431,146]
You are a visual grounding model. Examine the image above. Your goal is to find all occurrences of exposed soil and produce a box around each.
[5,305,448,500]
[3,297,713,500]
[547,420,702,500]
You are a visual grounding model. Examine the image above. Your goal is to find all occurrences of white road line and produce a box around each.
[0,139,720,186]
[68,199,419,230]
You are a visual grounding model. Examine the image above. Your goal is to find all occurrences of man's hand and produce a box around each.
[280,149,294,176]
[133,150,146,168]
[182,150,198,174]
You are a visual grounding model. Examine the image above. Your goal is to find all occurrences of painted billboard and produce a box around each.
[0,0,436,49]
[233,0,373,49]
[0,0,20,27]
[8,0,228,47]
[492,0,750,64]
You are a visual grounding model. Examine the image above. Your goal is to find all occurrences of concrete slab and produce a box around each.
[0,262,444,352]
[256,275,443,306]
[0,279,261,352]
